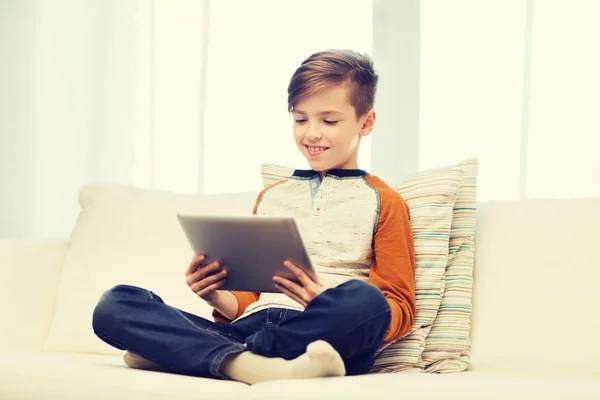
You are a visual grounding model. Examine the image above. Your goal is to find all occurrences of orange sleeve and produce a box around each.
[212,292,260,323]
[365,176,416,342]
[212,188,275,323]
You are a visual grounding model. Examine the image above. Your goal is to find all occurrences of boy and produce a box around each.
[92,49,415,384]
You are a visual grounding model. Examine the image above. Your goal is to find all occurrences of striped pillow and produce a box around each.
[370,165,462,372]
[260,162,462,372]
[421,158,478,373]
[261,163,295,187]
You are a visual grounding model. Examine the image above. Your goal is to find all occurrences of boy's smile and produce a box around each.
[292,82,375,178]
[304,145,329,157]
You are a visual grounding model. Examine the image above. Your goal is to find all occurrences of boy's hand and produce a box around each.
[273,261,336,307]
[185,254,227,303]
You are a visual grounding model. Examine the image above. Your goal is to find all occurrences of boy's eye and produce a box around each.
[324,120,338,125]
[295,119,307,124]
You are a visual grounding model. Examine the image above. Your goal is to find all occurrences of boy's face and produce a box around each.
[291,82,375,176]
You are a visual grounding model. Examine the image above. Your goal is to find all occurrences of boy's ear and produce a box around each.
[360,110,376,137]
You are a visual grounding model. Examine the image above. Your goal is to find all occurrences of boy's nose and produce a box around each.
[306,124,322,140]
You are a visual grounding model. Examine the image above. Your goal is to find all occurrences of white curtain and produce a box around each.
[419,0,600,201]
[1,0,139,239]
[132,0,208,193]
[202,0,373,194]
[2,0,598,239]
[134,0,372,196]
[0,0,370,238]
[0,0,208,239]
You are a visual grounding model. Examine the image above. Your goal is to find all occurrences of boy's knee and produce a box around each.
[336,280,390,315]
[92,284,147,337]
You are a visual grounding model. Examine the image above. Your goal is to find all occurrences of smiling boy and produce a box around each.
[92,49,416,384]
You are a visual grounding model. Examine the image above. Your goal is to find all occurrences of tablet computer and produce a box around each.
[177,214,317,293]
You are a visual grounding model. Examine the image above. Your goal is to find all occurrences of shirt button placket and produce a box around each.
[314,197,321,216]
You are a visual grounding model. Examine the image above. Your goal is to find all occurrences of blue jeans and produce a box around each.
[92,280,390,379]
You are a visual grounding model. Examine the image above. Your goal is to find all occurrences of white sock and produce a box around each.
[123,351,170,373]
[222,340,346,384]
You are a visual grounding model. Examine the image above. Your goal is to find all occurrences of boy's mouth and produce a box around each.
[305,145,329,156]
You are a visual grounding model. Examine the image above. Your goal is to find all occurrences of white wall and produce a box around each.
[32,0,137,239]
[0,0,37,238]
[0,0,208,239]
[0,0,137,239]
[371,0,420,186]
[1,0,412,238]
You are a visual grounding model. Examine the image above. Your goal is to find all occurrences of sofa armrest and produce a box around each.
[0,240,68,351]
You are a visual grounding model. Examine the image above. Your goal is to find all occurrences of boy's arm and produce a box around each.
[212,291,259,322]
[212,190,269,323]
[367,189,416,343]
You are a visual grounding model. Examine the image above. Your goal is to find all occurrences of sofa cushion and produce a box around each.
[249,370,600,400]
[0,240,67,352]
[422,158,478,372]
[260,162,462,372]
[44,182,258,355]
[0,351,248,399]
[469,198,600,375]
[3,351,599,400]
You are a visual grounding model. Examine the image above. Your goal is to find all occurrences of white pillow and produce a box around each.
[44,182,258,355]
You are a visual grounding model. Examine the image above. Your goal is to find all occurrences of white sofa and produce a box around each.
[1,183,599,399]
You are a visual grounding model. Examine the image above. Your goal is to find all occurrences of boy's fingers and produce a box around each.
[194,261,220,279]
[274,276,309,304]
[275,283,306,307]
[186,262,223,287]
[195,279,227,298]
[274,275,303,293]
[190,270,227,293]
[185,254,205,275]
[198,261,221,278]
[185,263,196,276]
[284,261,315,287]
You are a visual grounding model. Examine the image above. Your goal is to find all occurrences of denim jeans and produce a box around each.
[92,279,391,379]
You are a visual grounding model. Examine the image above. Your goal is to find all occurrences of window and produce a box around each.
[419,0,600,201]
[419,0,526,201]
[525,0,600,198]
[203,0,373,194]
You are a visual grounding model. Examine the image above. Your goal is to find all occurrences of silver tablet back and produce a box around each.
[177,214,316,293]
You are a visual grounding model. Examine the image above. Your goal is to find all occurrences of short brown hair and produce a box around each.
[287,49,379,118]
